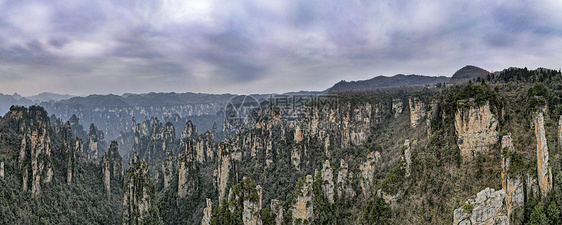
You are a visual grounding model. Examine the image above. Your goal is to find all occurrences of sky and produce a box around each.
[1,0,562,96]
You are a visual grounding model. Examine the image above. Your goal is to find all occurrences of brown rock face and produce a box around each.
[270,199,284,225]
[217,143,231,203]
[201,198,212,225]
[453,188,508,225]
[321,160,334,203]
[87,123,105,160]
[162,151,174,190]
[292,175,314,224]
[454,101,498,161]
[392,98,404,118]
[501,134,524,221]
[100,141,123,199]
[360,151,381,197]
[409,97,426,128]
[243,185,263,225]
[403,140,412,177]
[336,159,355,198]
[534,111,553,198]
[122,153,161,224]
[177,142,198,199]
[0,161,4,179]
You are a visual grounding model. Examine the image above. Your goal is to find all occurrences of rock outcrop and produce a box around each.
[409,97,426,128]
[12,106,54,196]
[321,160,334,203]
[201,198,212,225]
[360,151,381,197]
[0,161,4,179]
[270,199,284,225]
[455,100,498,161]
[392,98,403,118]
[217,143,231,203]
[453,188,508,225]
[292,175,314,224]
[403,140,412,177]
[162,151,175,190]
[534,111,552,198]
[123,153,162,225]
[87,123,105,160]
[181,120,198,141]
[501,134,524,222]
[242,185,262,225]
[336,159,355,198]
[100,141,123,199]
[177,141,198,199]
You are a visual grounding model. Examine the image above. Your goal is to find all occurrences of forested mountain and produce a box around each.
[328,74,450,92]
[1,66,562,224]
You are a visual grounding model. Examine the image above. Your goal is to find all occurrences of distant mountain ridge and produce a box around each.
[328,74,449,92]
[27,92,75,102]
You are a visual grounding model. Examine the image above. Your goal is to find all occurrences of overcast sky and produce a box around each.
[1,0,562,96]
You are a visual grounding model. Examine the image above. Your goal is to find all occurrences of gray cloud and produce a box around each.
[1,0,562,96]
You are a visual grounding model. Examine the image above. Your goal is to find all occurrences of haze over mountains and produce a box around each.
[0,65,489,141]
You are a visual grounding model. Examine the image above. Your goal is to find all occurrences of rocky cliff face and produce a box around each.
[454,101,498,161]
[409,97,425,128]
[453,188,508,225]
[242,185,262,225]
[87,123,106,160]
[56,119,81,184]
[321,160,334,203]
[403,140,412,177]
[336,159,355,198]
[392,98,403,118]
[501,134,524,222]
[217,143,231,203]
[123,153,162,225]
[201,198,212,225]
[270,199,284,225]
[177,141,198,199]
[533,111,553,199]
[0,161,4,179]
[100,141,123,199]
[292,175,314,224]
[360,151,381,197]
[10,106,54,196]
[45,99,224,140]
[181,120,197,141]
[162,151,174,190]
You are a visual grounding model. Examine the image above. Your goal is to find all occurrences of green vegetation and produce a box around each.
[378,165,405,195]
[360,195,390,225]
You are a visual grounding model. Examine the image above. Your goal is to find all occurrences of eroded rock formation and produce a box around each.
[360,151,381,197]
[201,198,212,225]
[292,175,314,224]
[453,188,508,225]
[123,153,162,224]
[501,134,524,222]
[409,97,426,128]
[392,98,403,118]
[100,141,123,199]
[534,111,553,198]
[454,101,498,161]
[321,160,334,203]
[336,159,355,198]
[270,199,284,225]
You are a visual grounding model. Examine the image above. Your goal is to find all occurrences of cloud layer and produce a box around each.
[1,0,562,95]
